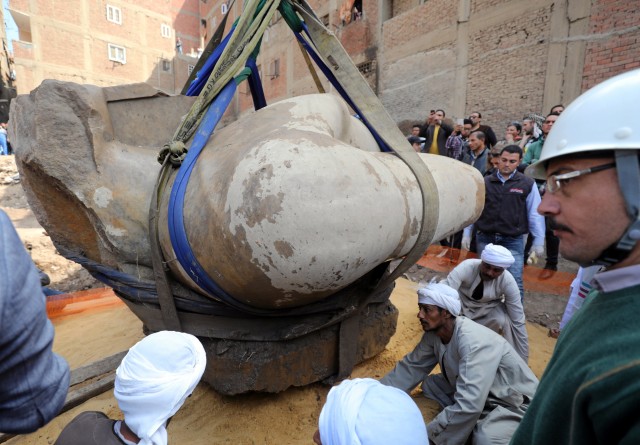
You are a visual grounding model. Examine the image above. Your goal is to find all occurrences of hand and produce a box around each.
[461,236,471,251]
[533,245,545,257]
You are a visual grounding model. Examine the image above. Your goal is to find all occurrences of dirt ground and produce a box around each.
[1,154,563,444]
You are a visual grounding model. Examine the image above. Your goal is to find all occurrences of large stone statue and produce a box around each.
[9,80,484,393]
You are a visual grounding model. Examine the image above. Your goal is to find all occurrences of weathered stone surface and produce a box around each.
[10,80,484,309]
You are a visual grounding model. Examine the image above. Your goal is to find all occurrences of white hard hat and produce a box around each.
[526,68,640,179]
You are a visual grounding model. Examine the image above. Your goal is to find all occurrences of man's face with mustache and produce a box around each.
[538,156,629,266]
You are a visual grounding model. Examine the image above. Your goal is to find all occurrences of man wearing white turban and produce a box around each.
[442,243,529,362]
[55,331,206,445]
[380,283,538,445]
[313,378,428,445]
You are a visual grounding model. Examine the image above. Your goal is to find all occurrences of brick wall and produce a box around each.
[466,5,552,128]
[581,0,640,91]
[383,0,456,50]
[393,0,418,18]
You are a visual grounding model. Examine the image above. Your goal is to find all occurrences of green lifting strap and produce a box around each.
[292,0,440,289]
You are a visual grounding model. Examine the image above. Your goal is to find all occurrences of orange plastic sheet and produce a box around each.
[416,245,575,296]
[46,287,124,320]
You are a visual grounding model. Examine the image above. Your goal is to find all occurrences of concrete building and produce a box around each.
[5,0,640,132]
[0,4,16,122]
[7,0,201,95]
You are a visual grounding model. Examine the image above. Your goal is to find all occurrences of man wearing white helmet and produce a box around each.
[55,331,206,445]
[442,243,529,362]
[380,283,538,445]
[511,69,640,444]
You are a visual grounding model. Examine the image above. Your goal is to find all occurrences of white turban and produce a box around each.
[481,243,515,268]
[417,283,461,316]
[114,331,207,445]
[318,378,428,445]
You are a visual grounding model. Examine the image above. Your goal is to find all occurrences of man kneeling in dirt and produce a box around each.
[442,243,529,362]
[380,283,538,445]
[55,331,206,445]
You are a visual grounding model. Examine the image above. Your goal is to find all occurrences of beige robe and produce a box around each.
[380,317,538,445]
[443,259,529,362]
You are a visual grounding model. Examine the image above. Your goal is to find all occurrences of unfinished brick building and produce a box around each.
[6,0,640,131]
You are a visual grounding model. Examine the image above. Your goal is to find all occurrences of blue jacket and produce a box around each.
[0,210,70,433]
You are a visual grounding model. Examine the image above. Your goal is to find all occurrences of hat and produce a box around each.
[114,331,207,445]
[318,378,428,445]
[417,282,461,316]
[480,243,515,268]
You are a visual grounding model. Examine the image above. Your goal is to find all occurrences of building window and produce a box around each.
[106,5,122,25]
[357,59,376,75]
[268,59,280,79]
[108,43,126,64]
[161,23,171,38]
[162,59,172,72]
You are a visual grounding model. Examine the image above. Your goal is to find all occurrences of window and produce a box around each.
[162,59,172,72]
[187,64,195,75]
[221,2,228,14]
[108,43,126,64]
[161,24,171,38]
[268,59,279,79]
[357,60,376,75]
[106,5,122,25]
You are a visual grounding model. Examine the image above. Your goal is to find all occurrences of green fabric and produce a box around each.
[522,137,543,165]
[510,285,640,444]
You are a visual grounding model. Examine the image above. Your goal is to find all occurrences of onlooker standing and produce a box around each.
[493,122,522,156]
[0,124,7,156]
[518,115,542,153]
[444,120,466,160]
[522,112,561,271]
[549,104,564,114]
[462,131,489,174]
[469,111,497,148]
[522,113,559,167]
[463,145,545,298]
[422,109,453,155]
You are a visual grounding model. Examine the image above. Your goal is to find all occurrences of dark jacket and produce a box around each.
[421,122,453,155]
[475,171,534,237]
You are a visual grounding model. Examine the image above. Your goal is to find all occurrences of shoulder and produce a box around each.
[455,317,503,349]
[56,412,117,445]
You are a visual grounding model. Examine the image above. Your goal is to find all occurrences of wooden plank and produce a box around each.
[70,351,127,386]
[63,372,116,413]
[0,353,126,444]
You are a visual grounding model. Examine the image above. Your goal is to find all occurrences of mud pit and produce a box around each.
[1,155,566,444]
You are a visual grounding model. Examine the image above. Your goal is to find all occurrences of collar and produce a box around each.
[496,170,517,182]
[592,264,640,293]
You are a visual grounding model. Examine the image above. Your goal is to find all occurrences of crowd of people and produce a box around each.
[2,69,640,444]
[408,105,565,298]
